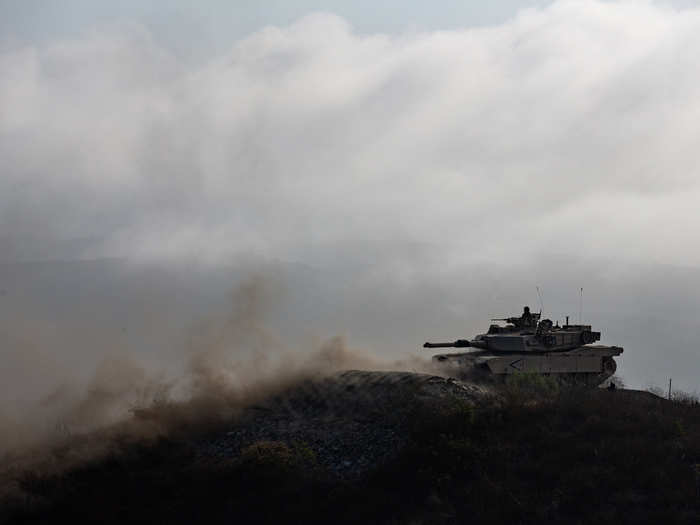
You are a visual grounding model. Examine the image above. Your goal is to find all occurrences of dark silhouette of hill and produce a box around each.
[2,372,699,524]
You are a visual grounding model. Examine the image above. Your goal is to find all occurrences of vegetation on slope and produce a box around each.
[3,375,699,524]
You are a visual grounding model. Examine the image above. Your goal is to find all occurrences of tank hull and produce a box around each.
[432,345,623,386]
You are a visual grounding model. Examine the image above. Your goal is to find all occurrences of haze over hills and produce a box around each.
[1,254,697,410]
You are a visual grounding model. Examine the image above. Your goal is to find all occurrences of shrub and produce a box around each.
[239,440,294,468]
[503,372,559,405]
[671,389,700,405]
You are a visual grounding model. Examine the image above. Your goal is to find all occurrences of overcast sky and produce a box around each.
[1,1,555,57]
[1,1,700,416]
[3,0,700,266]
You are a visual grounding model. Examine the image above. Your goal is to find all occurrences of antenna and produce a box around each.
[579,287,583,324]
[536,286,544,314]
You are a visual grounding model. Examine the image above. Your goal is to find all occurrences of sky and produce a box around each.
[1,1,554,59]
[1,1,700,426]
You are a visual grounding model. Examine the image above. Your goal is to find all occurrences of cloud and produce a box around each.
[1,2,700,266]
[2,2,700,400]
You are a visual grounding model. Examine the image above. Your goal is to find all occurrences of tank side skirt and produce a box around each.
[431,346,623,377]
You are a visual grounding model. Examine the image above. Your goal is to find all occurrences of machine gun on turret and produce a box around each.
[490,307,541,329]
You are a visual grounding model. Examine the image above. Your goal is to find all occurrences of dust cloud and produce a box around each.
[0,272,438,488]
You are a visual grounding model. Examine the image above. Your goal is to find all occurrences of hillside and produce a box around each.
[2,371,699,524]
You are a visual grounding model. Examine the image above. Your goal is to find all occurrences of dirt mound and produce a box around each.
[198,370,492,477]
[3,370,699,524]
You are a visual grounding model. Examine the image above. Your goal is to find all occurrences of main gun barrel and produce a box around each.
[423,339,471,349]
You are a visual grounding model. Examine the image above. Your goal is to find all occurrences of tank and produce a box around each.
[424,306,623,386]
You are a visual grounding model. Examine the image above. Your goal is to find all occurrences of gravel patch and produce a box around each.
[197,371,490,478]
